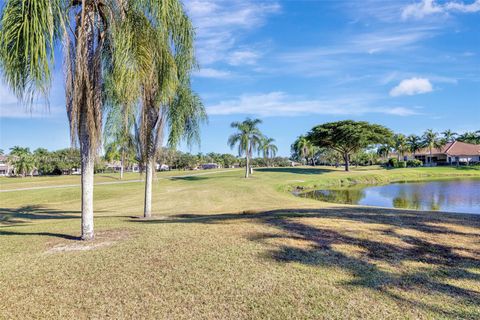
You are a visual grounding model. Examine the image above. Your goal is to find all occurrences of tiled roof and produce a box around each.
[416,141,480,156]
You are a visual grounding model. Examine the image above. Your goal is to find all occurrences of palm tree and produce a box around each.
[9,146,35,177]
[228,118,263,178]
[104,110,136,180]
[259,137,278,167]
[406,134,423,156]
[376,144,391,161]
[393,134,408,160]
[422,129,442,164]
[108,3,205,218]
[291,135,314,165]
[0,0,198,238]
[457,131,480,144]
[441,129,457,143]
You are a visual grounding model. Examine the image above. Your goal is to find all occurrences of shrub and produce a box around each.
[407,159,423,167]
[388,158,398,168]
[398,160,407,168]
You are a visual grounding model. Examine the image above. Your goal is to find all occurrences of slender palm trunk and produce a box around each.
[120,150,125,180]
[79,122,95,240]
[245,155,249,178]
[144,157,154,218]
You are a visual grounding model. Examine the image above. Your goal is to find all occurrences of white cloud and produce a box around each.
[390,77,433,96]
[207,91,419,117]
[228,50,260,66]
[402,0,480,20]
[184,0,280,65]
[194,68,232,79]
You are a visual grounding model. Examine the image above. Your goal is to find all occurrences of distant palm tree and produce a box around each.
[457,131,480,144]
[104,111,136,180]
[259,137,278,167]
[422,129,443,164]
[376,144,391,161]
[393,134,408,160]
[9,146,35,177]
[441,129,458,143]
[292,135,314,165]
[228,118,264,178]
[406,134,424,156]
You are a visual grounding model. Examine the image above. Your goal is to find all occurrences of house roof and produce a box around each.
[416,141,480,156]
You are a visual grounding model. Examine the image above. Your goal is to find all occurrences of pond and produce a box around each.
[299,178,480,214]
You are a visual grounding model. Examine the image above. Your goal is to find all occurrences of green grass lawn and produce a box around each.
[1,166,479,319]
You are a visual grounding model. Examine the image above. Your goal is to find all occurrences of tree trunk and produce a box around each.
[120,150,124,180]
[344,153,350,172]
[143,158,154,218]
[245,155,249,178]
[79,128,95,241]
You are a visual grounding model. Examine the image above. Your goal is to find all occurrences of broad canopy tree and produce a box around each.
[307,120,393,171]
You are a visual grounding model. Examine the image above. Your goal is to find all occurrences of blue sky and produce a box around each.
[1,0,479,156]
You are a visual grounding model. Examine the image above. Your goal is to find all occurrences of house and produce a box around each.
[201,163,220,170]
[0,155,14,176]
[414,141,480,165]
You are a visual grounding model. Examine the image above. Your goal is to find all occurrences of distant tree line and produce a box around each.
[292,121,479,171]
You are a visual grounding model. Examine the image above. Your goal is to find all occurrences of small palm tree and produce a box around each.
[259,137,278,167]
[228,118,263,178]
[376,144,391,161]
[406,134,423,156]
[441,129,458,143]
[393,134,408,160]
[9,146,35,177]
[292,135,314,165]
[422,129,443,164]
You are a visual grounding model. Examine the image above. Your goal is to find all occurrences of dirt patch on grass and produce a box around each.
[45,229,130,253]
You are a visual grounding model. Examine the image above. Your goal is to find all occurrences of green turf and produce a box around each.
[1,166,479,319]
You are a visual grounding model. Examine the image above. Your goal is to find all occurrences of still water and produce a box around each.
[300,178,480,214]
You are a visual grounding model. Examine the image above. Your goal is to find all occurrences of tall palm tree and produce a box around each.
[422,129,442,164]
[406,134,423,156]
[228,118,263,178]
[108,2,205,218]
[0,0,198,238]
[441,129,457,143]
[259,137,278,167]
[393,134,408,161]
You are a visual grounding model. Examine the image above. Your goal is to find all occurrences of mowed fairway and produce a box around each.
[1,167,479,319]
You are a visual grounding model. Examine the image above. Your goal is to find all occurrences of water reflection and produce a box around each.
[300,178,480,214]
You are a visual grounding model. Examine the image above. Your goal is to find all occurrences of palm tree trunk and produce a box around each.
[79,125,95,241]
[245,155,249,178]
[144,157,154,218]
[120,150,125,180]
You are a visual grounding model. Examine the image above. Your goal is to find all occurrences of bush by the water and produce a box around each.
[388,158,398,168]
[407,159,423,167]
[398,160,407,168]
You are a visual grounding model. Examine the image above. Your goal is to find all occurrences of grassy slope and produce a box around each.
[0,166,479,319]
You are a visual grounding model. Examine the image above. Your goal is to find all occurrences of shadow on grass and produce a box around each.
[0,205,80,226]
[133,207,480,317]
[170,176,209,181]
[255,167,334,175]
[0,229,79,240]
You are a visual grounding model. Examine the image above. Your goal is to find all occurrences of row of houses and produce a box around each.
[401,141,480,165]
